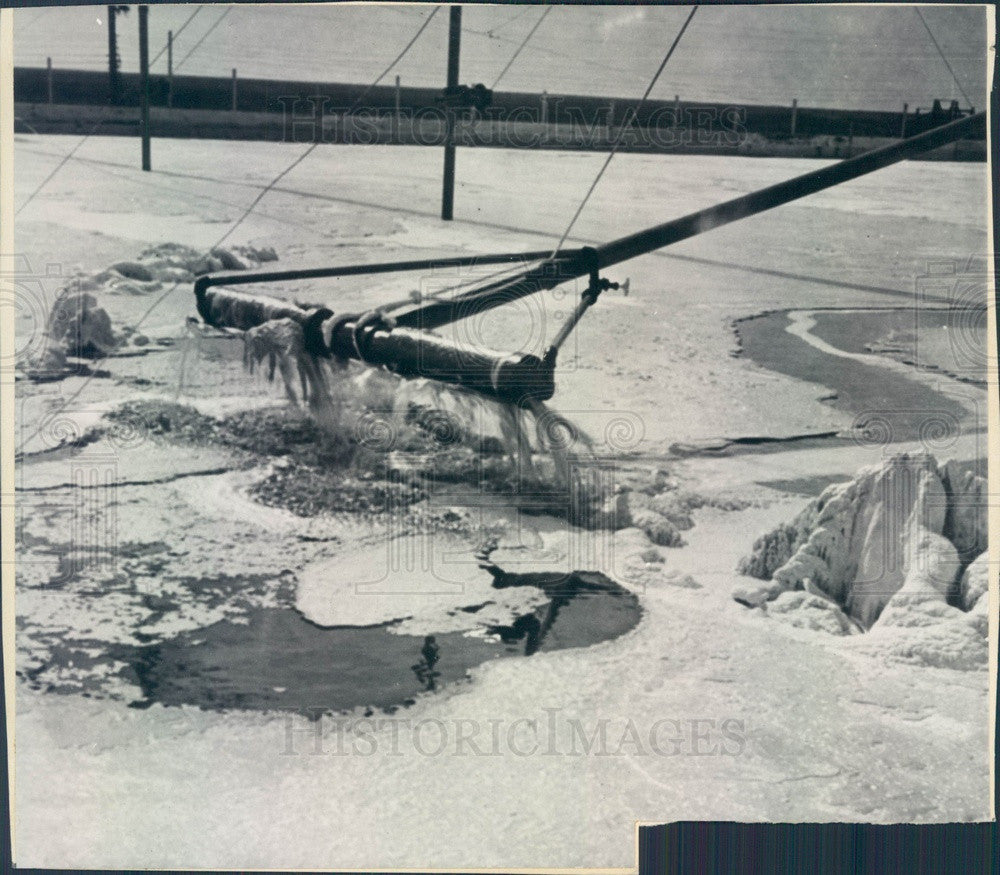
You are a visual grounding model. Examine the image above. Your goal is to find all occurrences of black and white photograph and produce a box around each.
[3,2,996,870]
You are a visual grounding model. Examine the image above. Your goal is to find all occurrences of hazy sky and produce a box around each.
[13,3,990,111]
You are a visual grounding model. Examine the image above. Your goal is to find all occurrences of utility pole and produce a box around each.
[441,5,461,221]
[107,5,128,105]
[107,5,119,104]
[394,74,401,141]
[138,4,150,171]
[167,30,173,108]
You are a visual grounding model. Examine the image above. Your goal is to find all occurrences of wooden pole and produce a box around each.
[138,5,150,171]
[46,57,52,104]
[167,30,173,108]
[441,5,461,221]
[231,68,237,111]
[107,5,118,105]
[394,74,401,141]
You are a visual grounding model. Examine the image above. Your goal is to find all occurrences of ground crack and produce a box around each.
[16,466,234,492]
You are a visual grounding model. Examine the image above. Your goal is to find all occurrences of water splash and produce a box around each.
[238,318,598,500]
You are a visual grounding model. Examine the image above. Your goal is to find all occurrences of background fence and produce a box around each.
[14,65,983,143]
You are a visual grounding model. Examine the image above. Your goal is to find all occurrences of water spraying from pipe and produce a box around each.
[236,316,598,506]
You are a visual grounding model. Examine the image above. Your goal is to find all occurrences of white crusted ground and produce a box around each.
[11,136,993,869]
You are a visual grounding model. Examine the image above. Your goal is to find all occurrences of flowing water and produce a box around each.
[237,312,599,504]
[736,309,974,445]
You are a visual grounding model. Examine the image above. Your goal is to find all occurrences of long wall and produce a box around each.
[14,101,984,162]
[15,66,983,140]
[13,67,985,161]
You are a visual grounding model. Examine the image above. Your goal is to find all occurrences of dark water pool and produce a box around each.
[736,309,971,445]
[114,570,641,717]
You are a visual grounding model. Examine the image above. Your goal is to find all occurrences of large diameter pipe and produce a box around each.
[326,321,555,403]
[195,285,555,404]
[196,286,314,330]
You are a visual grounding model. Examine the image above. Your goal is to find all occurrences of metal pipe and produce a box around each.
[593,110,983,272]
[195,111,983,402]
[395,110,986,330]
[192,247,582,295]
[196,287,310,332]
[327,322,554,402]
[195,285,555,403]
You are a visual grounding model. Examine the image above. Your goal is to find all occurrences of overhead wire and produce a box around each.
[15,12,217,216]
[490,6,553,91]
[15,134,92,215]
[15,142,337,238]
[550,5,699,256]
[17,7,49,31]
[215,5,441,247]
[485,6,535,39]
[173,6,231,72]
[914,7,975,110]
[149,4,204,69]
[462,24,635,79]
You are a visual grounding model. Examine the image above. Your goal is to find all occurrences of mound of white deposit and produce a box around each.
[734,453,990,669]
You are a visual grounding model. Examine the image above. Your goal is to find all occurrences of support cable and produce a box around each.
[216,5,441,246]
[149,5,203,69]
[490,7,552,90]
[914,7,974,110]
[173,7,231,72]
[549,5,698,257]
[18,6,447,451]
[16,14,205,215]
